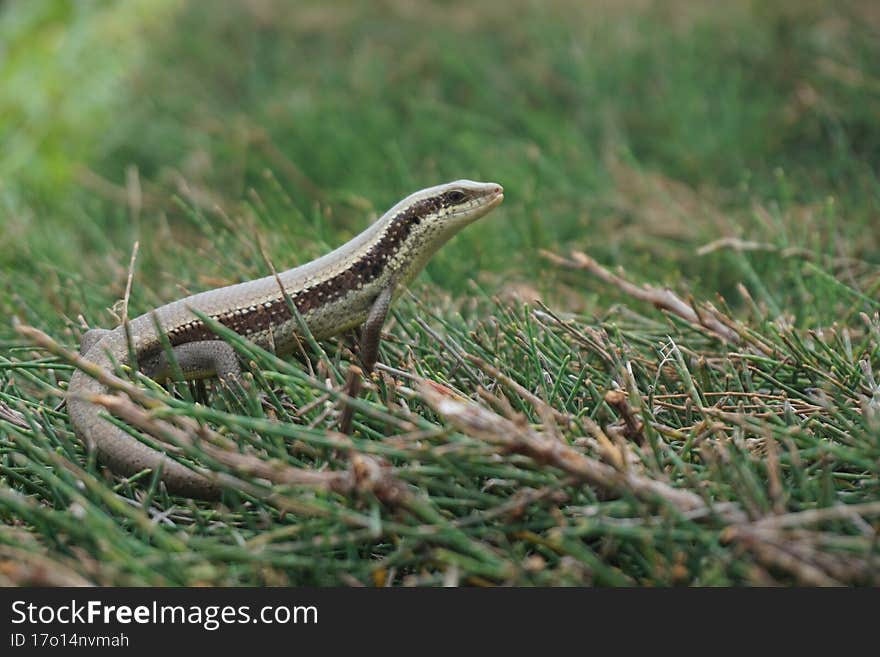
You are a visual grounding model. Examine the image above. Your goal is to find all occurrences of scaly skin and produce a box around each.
[69,180,504,499]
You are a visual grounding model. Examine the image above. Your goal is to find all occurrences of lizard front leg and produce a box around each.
[339,285,394,434]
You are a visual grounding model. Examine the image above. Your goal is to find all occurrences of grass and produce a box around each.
[1,0,879,585]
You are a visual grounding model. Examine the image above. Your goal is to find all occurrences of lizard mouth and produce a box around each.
[477,184,504,210]
[482,188,504,213]
[452,190,504,221]
[452,187,503,225]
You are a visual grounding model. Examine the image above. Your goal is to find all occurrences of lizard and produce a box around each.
[68,180,504,499]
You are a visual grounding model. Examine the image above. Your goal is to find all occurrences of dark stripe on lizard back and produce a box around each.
[155,194,445,351]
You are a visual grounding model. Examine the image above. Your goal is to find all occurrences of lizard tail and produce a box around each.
[67,342,222,500]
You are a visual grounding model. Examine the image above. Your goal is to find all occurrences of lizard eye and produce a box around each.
[446,190,467,204]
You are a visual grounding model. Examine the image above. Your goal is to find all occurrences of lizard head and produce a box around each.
[378,179,504,284]
[337,180,503,293]
[383,179,504,242]
[416,179,504,230]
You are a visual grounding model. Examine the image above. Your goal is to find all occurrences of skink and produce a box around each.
[68,180,504,499]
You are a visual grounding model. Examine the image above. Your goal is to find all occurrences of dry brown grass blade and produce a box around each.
[721,502,880,585]
[725,527,844,586]
[541,249,741,344]
[604,389,645,443]
[418,379,708,514]
[0,400,29,429]
[13,320,157,407]
[723,524,878,586]
[0,543,95,587]
[465,353,571,425]
[91,393,410,506]
[752,500,880,531]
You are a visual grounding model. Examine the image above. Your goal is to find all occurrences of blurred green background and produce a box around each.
[1,0,879,323]
[2,0,880,587]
